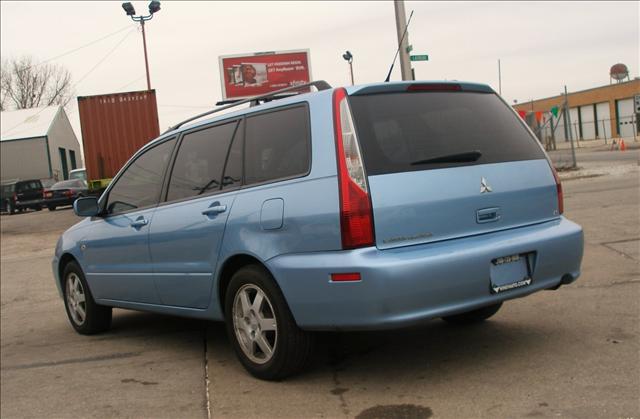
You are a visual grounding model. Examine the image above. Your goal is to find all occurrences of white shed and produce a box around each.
[1,106,82,182]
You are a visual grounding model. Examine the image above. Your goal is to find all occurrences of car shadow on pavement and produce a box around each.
[101,309,211,340]
[96,307,558,384]
[204,311,557,382]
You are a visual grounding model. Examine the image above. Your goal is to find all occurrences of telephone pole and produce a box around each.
[394,0,413,81]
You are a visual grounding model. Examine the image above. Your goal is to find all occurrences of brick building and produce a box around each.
[513,79,639,143]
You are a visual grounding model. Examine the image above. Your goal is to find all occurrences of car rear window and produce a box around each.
[348,91,545,176]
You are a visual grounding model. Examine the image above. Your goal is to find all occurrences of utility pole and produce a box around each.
[564,85,577,168]
[394,0,413,81]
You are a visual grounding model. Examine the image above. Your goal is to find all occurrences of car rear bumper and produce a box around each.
[15,199,42,208]
[266,217,583,331]
[44,197,74,207]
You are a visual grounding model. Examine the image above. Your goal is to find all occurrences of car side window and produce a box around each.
[244,105,310,186]
[106,138,176,215]
[166,121,239,202]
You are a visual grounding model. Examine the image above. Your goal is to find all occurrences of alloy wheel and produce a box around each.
[232,284,278,364]
[66,272,86,325]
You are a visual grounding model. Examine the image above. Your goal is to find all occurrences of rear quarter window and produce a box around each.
[244,105,310,186]
[349,91,545,175]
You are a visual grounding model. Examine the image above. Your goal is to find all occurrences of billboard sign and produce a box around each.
[219,49,312,100]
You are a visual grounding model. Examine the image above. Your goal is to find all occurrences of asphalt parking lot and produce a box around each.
[1,154,638,418]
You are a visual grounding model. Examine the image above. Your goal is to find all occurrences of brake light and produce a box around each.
[64,190,74,197]
[12,193,17,202]
[44,190,53,199]
[333,88,374,249]
[550,166,564,214]
[407,83,461,92]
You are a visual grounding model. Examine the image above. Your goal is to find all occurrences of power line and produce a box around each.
[13,24,133,72]
[2,28,135,137]
[115,75,146,91]
[73,28,136,88]
[158,104,213,109]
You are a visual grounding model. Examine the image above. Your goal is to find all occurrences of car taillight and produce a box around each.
[12,193,17,202]
[333,87,374,249]
[550,166,564,214]
[44,190,53,199]
[64,190,74,197]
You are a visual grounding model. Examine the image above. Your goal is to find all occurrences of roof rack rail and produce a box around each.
[166,80,332,133]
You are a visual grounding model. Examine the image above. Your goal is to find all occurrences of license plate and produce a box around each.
[489,253,533,293]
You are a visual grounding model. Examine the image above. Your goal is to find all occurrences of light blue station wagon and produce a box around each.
[53,81,583,379]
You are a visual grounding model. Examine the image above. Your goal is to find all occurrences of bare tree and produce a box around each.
[0,55,73,111]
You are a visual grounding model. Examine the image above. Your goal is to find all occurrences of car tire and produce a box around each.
[35,205,42,211]
[48,206,56,211]
[442,302,503,325]
[62,261,112,335]
[224,265,314,381]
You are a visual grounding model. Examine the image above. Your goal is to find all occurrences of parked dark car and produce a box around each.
[1,179,44,214]
[43,179,88,211]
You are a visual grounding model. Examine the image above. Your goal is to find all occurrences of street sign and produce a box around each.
[410,54,429,62]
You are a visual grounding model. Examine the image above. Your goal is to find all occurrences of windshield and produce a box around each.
[51,179,86,189]
[348,91,545,176]
[69,169,86,182]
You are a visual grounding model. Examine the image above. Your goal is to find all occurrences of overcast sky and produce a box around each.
[1,1,638,140]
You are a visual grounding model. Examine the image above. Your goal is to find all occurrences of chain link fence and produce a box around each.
[522,110,638,169]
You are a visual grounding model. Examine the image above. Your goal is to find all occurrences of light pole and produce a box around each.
[342,51,354,85]
[122,1,161,91]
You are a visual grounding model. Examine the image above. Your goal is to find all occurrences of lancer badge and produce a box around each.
[480,177,492,193]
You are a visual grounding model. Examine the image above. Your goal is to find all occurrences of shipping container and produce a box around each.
[77,90,160,182]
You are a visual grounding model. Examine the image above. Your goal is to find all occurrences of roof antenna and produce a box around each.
[384,9,414,82]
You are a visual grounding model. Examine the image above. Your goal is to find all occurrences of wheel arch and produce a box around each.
[217,254,282,317]
[58,252,80,290]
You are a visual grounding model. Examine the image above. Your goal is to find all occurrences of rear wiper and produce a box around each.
[411,150,482,166]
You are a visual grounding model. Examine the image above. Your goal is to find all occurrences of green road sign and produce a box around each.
[410,54,429,62]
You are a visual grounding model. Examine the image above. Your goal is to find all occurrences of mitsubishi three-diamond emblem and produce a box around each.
[480,177,493,193]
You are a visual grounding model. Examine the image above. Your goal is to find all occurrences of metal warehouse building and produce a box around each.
[514,79,639,144]
[1,106,83,182]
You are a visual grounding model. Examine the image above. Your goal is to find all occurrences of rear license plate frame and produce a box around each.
[489,252,534,294]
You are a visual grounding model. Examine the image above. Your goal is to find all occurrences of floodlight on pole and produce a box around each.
[122,2,136,16]
[121,1,161,91]
[342,51,354,86]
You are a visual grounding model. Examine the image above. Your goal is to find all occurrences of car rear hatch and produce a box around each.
[347,83,560,250]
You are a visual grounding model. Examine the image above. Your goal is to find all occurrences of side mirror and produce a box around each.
[74,197,100,217]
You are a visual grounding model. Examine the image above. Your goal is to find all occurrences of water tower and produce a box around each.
[610,63,630,84]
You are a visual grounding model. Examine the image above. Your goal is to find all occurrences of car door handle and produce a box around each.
[130,217,149,228]
[202,204,227,216]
